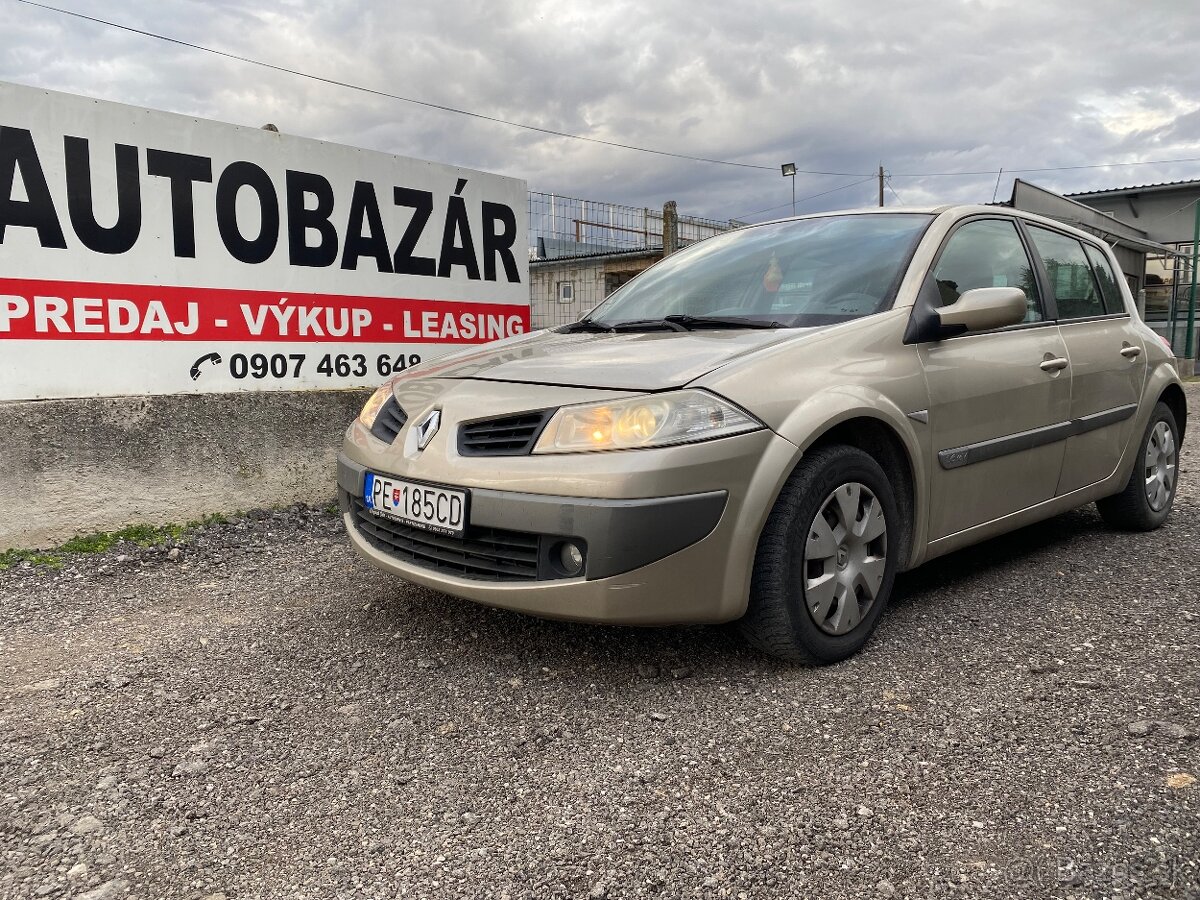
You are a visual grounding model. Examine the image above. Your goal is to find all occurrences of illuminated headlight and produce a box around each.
[532,389,762,454]
[358,384,394,429]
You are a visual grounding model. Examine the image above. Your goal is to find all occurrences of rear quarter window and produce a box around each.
[1083,243,1127,315]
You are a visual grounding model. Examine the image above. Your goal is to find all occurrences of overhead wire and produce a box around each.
[13,1,1200,185]
[891,157,1200,178]
[733,176,878,220]
[12,0,869,176]
[1134,195,1200,228]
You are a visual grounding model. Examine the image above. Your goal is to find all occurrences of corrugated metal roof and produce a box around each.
[1067,179,1200,198]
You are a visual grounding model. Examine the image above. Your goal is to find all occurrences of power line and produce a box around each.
[14,0,870,176]
[733,176,877,220]
[892,156,1200,177]
[16,1,1200,183]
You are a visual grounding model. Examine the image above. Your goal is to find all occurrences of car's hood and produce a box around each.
[424,328,811,390]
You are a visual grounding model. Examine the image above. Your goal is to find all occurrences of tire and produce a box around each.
[1096,401,1180,531]
[740,445,901,664]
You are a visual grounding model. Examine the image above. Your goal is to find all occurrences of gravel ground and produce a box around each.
[2,387,1198,900]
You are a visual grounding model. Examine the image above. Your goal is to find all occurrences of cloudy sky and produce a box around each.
[3,0,1200,225]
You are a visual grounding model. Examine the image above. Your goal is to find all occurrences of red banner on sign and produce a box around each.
[0,279,529,343]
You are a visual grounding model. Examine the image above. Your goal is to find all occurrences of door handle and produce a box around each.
[1040,357,1069,372]
[1120,345,1142,359]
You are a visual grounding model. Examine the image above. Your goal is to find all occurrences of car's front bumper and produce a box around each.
[339,455,739,623]
[338,391,801,624]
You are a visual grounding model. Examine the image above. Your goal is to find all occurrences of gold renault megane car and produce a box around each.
[338,205,1186,663]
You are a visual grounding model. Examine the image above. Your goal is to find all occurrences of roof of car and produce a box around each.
[759,204,1053,225]
[751,204,1178,256]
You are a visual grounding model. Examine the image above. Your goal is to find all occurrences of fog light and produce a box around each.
[557,541,584,577]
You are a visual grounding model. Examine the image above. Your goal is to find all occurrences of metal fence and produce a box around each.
[1145,245,1198,357]
[529,193,656,260]
[526,191,745,329]
[528,192,745,261]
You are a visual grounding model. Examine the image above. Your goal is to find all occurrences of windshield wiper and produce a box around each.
[560,314,787,334]
[659,314,787,330]
[557,318,613,333]
[610,317,691,332]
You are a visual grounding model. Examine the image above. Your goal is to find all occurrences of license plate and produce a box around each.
[363,472,468,536]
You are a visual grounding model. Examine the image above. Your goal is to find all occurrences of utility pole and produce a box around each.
[662,200,679,257]
[878,165,885,207]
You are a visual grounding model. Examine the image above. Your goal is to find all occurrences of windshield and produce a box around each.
[583,213,933,330]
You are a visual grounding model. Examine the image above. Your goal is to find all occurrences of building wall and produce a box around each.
[1076,187,1200,246]
[529,253,661,329]
[1071,185,1200,356]
[530,259,608,329]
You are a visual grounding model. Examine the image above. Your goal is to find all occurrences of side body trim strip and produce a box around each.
[938,403,1138,470]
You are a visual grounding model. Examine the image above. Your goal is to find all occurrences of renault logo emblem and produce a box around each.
[413,408,441,451]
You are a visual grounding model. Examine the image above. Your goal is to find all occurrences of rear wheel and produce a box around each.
[741,445,900,664]
[1097,401,1180,531]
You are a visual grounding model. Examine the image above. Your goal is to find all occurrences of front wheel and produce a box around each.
[1096,401,1180,531]
[741,445,900,664]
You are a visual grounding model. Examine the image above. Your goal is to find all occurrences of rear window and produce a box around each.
[1027,226,1106,319]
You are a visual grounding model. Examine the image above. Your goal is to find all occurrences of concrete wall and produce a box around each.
[0,389,369,550]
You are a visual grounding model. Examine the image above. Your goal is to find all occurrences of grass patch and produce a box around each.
[57,523,186,555]
[0,548,63,570]
[0,514,233,572]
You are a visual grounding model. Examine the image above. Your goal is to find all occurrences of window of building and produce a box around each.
[557,281,574,303]
[1027,226,1106,319]
[604,272,637,297]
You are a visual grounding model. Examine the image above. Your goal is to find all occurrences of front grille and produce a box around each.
[351,496,540,581]
[370,396,408,444]
[458,409,555,456]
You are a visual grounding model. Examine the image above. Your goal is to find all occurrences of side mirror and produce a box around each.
[938,287,1027,334]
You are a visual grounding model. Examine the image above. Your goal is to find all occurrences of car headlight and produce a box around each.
[358,384,394,429]
[532,389,762,454]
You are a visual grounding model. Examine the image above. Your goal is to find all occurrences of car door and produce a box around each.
[914,217,1073,540]
[1023,225,1148,495]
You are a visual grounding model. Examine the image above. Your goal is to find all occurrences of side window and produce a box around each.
[1083,244,1126,314]
[932,219,1043,323]
[1027,226,1106,319]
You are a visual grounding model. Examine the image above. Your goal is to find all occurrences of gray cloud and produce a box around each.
[3,0,1200,223]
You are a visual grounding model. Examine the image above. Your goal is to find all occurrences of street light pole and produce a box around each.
[781,163,797,217]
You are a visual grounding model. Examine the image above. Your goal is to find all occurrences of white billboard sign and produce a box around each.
[0,82,529,400]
